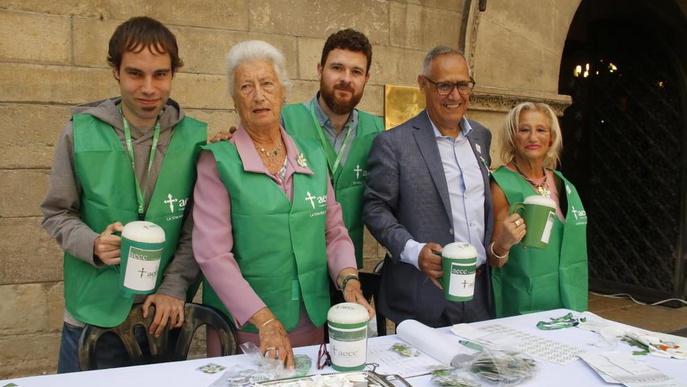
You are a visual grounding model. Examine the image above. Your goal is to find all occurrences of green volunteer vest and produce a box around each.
[282,103,383,267]
[491,166,588,317]
[201,138,331,333]
[66,113,206,327]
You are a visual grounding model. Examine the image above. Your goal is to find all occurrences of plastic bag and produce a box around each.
[209,342,313,387]
[468,349,537,385]
[431,369,481,386]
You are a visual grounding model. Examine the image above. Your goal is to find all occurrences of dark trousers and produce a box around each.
[440,266,491,325]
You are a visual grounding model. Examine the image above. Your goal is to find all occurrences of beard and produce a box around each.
[320,79,363,115]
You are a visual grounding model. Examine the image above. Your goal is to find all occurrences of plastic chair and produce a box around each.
[78,302,237,370]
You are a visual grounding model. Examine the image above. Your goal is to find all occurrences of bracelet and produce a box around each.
[260,318,275,328]
[489,242,509,260]
[340,274,360,290]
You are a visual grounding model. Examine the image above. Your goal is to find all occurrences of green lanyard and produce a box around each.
[121,111,161,218]
[536,312,584,330]
[308,99,355,176]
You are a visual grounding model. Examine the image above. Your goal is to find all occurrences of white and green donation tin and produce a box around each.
[120,221,165,295]
[442,242,478,302]
[327,302,369,371]
[510,195,557,249]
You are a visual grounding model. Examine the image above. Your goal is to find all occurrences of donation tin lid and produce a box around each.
[327,302,368,325]
[121,221,165,243]
[523,195,556,208]
[442,242,477,259]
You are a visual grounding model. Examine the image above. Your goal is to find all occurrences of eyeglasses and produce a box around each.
[423,76,476,96]
[317,343,332,370]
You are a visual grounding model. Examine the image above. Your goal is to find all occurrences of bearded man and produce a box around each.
[282,29,383,269]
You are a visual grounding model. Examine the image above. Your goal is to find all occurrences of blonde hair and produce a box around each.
[496,102,563,169]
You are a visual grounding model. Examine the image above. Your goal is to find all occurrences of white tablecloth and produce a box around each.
[3,309,686,386]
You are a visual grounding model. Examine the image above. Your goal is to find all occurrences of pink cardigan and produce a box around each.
[192,126,355,328]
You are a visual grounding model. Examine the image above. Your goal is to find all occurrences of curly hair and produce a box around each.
[320,28,372,73]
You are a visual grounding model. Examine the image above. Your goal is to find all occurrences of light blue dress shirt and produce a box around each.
[307,94,359,166]
[400,115,487,268]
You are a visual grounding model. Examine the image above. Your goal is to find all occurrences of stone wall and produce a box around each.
[0,0,582,378]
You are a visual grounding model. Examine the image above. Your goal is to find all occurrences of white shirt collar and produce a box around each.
[427,112,473,138]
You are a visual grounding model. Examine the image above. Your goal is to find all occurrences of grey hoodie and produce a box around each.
[41,97,201,326]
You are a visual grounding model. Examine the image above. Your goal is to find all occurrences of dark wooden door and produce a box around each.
[560,18,686,302]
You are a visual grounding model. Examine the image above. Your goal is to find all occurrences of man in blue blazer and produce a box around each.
[363,46,493,327]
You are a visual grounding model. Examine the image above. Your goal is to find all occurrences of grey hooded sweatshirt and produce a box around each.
[41,97,202,326]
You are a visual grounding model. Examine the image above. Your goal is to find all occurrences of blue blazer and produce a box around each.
[363,110,494,326]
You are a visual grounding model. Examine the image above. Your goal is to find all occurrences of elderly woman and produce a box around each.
[488,102,588,318]
[192,40,373,367]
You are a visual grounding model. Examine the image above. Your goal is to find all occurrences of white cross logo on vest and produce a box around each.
[305,191,327,210]
[164,193,188,213]
[571,206,587,221]
[354,164,363,180]
[164,193,178,212]
[305,191,317,209]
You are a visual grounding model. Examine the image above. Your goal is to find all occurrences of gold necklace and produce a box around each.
[512,161,550,197]
[255,143,282,158]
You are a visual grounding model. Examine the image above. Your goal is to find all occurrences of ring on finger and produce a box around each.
[514,219,522,227]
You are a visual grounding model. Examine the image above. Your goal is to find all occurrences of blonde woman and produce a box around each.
[488,102,588,317]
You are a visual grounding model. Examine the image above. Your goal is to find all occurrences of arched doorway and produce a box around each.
[559,0,687,303]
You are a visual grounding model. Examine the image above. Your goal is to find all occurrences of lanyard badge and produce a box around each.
[308,100,354,176]
[120,108,161,218]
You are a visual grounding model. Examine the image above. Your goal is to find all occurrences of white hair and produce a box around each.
[422,45,472,77]
[225,40,290,96]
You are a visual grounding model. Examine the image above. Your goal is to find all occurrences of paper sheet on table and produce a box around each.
[578,352,686,387]
[579,312,687,360]
[450,323,490,341]
[366,336,445,378]
[396,319,472,365]
[476,323,585,365]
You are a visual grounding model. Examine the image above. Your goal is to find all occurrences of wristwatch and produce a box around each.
[339,273,360,290]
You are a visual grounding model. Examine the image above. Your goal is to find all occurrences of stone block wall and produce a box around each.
[0,0,466,378]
